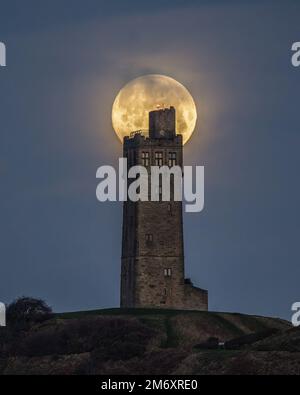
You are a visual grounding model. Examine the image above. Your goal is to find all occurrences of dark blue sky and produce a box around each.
[0,0,299,319]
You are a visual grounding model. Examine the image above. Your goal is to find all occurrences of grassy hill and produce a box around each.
[1,308,299,375]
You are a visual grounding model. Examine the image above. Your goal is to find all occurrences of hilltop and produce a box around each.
[0,308,299,375]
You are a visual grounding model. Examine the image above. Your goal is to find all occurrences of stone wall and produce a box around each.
[184,282,208,311]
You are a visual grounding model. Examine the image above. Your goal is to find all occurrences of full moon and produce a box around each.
[112,74,197,145]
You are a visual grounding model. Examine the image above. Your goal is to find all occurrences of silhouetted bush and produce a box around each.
[7,297,53,331]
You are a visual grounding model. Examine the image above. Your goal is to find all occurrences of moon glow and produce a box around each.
[112,74,197,145]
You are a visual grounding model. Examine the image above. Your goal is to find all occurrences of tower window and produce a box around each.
[155,152,163,166]
[168,152,177,167]
[164,268,172,277]
[146,234,153,243]
[141,151,150,167]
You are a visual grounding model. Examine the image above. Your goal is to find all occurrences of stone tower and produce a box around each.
[121,106,208,310]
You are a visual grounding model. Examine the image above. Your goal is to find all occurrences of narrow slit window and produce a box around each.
[164,268,172,277]
[146,234,153,243]
[142,151,150,167]
[155,152,163,166]
[168,152,177,167]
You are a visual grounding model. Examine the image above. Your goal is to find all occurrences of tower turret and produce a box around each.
[149,106,176,139]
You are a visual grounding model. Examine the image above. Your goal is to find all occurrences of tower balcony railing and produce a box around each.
[130,129,149,138]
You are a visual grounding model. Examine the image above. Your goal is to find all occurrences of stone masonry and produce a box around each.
[121,107,208,310]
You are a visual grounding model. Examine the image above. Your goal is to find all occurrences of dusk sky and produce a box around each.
[0,0,299,319]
